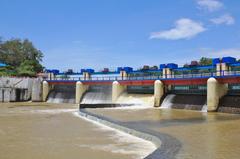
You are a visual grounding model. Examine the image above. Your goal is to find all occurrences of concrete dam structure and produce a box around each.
[2,56,240,114]
[42,56,240,114]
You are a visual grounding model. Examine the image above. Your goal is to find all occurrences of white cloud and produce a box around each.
[197,0,223,12]
[210,14,235,25]
[199,48,240,58]
[150,18,206,40]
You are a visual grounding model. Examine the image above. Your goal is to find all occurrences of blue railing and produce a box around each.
[46,70,240,81]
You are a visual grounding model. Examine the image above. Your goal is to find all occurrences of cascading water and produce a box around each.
[116,93,154,108]
[81,86,112,104]
[201,104,208,112]
[47,85,75,103]
[160,94,176,109]
[161,94,207,111]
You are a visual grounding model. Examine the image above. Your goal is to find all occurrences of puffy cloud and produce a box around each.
[197,0,223,12]
[210,14,235,25]
[150,18,206,40]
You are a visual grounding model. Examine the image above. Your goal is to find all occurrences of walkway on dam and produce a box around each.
[47,71,240,86]
[84,107,240,159]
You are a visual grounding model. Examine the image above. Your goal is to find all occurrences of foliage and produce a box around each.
[199,57,212,66]
[0,38,44,76]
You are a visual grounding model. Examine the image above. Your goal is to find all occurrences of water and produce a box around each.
[201,104,208,112]
[161,94,206,111]
[161,94,176,109]
[47,85,75,103]
[0,103,155,159]
[116,93,154,107]
[81,86,112,104]
[88,107,240,159]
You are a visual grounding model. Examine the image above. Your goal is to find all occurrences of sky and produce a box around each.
[1,0,240,71]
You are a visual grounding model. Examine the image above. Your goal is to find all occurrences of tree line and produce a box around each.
[0,38,44,77]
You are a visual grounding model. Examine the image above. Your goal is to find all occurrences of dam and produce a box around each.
[2,56,240,159]
[42,56,240,114]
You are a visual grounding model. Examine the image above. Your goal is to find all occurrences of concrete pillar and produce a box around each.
[42,81,49,102]
[83,72,91,80]
[120,71,128,80]
[207,78,228,112]
[112,81,126,102]
[154,80,164,107]
[76,81,88,104]
[162,68,166,78]
[216,63,221,76]
[166,68,172,78]
[47,73,55,80]
[221,63,229,76]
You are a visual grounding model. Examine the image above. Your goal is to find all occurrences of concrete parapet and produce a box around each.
[154,80,164,107]
[207,77,228,112]
[76,81,89,104]
[42,81,49,102]
[112,81,126,102]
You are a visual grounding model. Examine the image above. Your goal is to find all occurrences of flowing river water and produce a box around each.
[1,102,240,159]
[87,107,240,159]
[0,103,155,159]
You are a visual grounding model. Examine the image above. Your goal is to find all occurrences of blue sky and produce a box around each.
[1,0,240,71]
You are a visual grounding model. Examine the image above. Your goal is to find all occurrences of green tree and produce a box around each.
[0,38,44,76]
[199,57,212,66]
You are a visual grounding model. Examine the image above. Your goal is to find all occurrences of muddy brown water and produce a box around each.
[0,103,155,159]
[88,107,240,159]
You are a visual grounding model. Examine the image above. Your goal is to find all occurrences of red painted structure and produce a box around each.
[47,76,240,86]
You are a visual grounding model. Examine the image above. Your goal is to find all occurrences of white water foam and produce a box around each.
[72,112,156,159]
[201,104,208,112]
[160,94,176,109]
[116,93,154,107]
[30,109,75,114]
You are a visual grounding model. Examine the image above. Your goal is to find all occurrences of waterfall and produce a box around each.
[161,94,176,109]
[116,93,154,107]
[201,104,208,112]
[81,86,112,104]
[47,85,75,103]
[161,94,207,111]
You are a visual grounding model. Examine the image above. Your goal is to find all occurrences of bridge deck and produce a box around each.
[46,72,240,85]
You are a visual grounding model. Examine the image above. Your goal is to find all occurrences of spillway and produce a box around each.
[47,85,75,103]
[116,93,154,107]
[161,94,207,111]
[81,85,112,105]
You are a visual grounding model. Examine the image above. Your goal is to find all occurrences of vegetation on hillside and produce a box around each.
[0,38,44,77]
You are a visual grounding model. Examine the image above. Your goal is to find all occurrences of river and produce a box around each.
[0,103,155,159]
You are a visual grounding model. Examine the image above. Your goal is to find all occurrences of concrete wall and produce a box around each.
[0,77,42,102]
[31,78,43,102]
